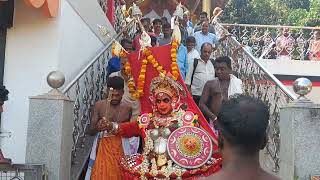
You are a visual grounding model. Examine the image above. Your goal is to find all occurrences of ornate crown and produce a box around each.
[150,74,186,101]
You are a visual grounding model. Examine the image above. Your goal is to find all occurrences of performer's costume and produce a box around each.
[109,44,221,179]
[97,4,221,177]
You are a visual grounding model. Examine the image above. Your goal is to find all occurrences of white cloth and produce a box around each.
[228,74,243,98]
[185,59,215,96]
[186,49,200,73]
[84,134,99,180]
[122,137,140,155]
[186,26,194,36]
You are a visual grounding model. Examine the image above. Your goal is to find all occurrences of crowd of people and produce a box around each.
[83,7,282,180]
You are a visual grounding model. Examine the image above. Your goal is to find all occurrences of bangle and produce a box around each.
[111,122,119,134]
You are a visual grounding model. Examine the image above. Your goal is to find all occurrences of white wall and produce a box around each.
[58,0,104,84]
[67,0,117,44]
[259,59,320,76]
[2,1,60,163]
[2,0,105,163]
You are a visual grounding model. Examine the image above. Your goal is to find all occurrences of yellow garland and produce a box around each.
[124,41,180,100]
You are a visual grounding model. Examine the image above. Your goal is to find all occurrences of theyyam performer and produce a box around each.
[95,3,222,179]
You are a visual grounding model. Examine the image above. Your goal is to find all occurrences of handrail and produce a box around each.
[62,20,134,94]
[221,23,320,30]
[217,23,297,100]
[232,36,297,100]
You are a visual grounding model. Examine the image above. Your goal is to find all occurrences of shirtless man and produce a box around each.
[199,56,242,122]
[88,76,133,180]
[204,95,281,180]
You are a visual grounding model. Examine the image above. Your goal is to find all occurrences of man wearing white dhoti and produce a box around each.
[199,56,243,123]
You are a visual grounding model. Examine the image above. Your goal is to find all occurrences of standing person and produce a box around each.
[184,11,193,28]
[199,56,242,123]
[275,28,295,60]
[307,30,320,61]
[152,18,163,38]
[204,95,281,180]
[177,43,188,80]
[107,38,133,77]
[193,11,215,34]
[186,36,200,73]
[185,43,215,105]
[0,85,11,164]
[158,23,172,46]
[89,76,133,180]
[194,21,229,52]
[183,13,194,36]
[109,54,141,159]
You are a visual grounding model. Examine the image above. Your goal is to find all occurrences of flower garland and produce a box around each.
[123,40,180,100]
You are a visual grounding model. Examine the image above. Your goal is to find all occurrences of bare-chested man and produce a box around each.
[88,76,132,180]
[204,95,281,180]
[199,56,242,122]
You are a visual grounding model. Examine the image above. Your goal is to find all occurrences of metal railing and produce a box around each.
[222,23,320,60]
[214,22,297,173]
[63,19,136,179]
[0,164,47,180]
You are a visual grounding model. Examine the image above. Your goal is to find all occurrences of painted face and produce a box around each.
[215,62,232,80]
[0,101,3,113]
[155,93,173,115]
[108,89,124,105]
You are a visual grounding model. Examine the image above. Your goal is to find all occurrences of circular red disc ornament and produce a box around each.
[182,111,195,125]
[167,126,213,169]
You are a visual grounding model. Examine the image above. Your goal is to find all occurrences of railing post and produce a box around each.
[279,78,320,180]
[25,71,74,180]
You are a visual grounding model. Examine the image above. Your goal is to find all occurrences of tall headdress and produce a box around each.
[149,74,186,110]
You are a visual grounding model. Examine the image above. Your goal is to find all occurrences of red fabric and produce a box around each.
[119,121,141,138]
[107,0,115,26]
[128,45,218,146]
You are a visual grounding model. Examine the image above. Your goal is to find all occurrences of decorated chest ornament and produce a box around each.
[149,74,186,112]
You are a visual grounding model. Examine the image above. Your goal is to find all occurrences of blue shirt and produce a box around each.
[107,56,120,76]
[177,45,188,80]
[187,21,193,28]
[194,31,219,52]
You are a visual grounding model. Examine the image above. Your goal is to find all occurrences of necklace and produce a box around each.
[105,100,121,123]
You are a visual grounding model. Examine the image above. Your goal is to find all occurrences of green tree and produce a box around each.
[221,0,257,24]
[221,0,319,27]
[281,0,310,10]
